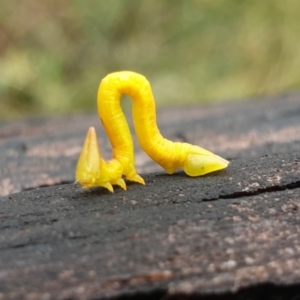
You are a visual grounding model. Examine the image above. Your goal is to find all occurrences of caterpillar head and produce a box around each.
[183,147,229,177]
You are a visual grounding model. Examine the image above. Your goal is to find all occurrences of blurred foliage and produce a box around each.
[0,0,300,120]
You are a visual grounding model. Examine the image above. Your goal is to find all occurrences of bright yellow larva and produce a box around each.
[76,71,229,192]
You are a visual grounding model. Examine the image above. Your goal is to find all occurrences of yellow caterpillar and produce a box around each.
[76,71,229,192]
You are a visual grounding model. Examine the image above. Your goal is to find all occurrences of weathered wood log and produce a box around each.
[0,92,300,299]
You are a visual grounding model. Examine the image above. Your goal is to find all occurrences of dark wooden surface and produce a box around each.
[0,92,300,299]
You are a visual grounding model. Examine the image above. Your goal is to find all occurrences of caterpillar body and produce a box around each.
[76,71,229,192]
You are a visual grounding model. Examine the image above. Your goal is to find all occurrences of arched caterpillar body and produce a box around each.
[76,71,229,192]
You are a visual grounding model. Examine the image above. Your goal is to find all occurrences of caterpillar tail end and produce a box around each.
[183,152,229,177]
[75,127,114,192]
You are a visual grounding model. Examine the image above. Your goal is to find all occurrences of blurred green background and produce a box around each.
[1,0,300,120]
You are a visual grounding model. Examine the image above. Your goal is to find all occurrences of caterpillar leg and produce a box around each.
[125,173,145,185]
[106,160,127,190]
[111,178,127,190]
